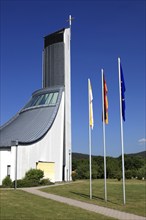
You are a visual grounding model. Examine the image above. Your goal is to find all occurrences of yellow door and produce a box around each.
[36,162,55,182]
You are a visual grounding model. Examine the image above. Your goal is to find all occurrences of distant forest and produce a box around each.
[72,151,146,180]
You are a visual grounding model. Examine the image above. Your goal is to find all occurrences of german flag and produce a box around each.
[103,74,108,124]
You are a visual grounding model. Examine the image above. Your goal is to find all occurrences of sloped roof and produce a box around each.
[0,87,64,147]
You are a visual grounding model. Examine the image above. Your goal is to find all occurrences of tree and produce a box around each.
[106,157,120,179]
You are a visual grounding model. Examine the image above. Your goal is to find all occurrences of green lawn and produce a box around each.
[41,179,146,217]
[0,189,116,220]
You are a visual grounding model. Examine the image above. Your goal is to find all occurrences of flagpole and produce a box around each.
[69,15,71,182]
[101,69,107,202]
[89,125,92,200]
[118,57,126,205]
[88,79,92,199]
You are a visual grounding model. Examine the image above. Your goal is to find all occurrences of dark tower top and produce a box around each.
[43,29,65,88]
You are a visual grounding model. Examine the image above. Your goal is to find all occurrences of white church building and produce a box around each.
[0,28,72,184]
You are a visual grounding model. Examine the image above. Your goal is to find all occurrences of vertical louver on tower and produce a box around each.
[43,29,65,88]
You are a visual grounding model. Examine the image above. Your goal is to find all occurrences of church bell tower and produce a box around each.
[43,27,72,181]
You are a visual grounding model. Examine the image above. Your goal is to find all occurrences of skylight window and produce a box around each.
[24,92,59,109]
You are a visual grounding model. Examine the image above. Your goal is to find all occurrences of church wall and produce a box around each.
[0,92,64,184]
[15,92,65,182]
[0,148,11,185]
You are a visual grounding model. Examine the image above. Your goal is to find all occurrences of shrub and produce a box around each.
[2,176,12,188]
[40,178,53,185]
[15,178,54,187]
[72,171,77,181]
[13,178,40,188]
[12,170,54,188]
[11,169,44,188]
[25,169,44,182]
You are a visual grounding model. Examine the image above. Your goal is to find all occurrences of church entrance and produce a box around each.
[36,161,55,182]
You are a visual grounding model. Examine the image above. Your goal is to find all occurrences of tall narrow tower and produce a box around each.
[43,28,72,181]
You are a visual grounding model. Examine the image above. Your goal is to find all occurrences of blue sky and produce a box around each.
[1,0,145,157]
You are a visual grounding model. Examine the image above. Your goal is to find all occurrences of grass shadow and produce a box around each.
[70,191,121,205]
[70,191,104,201]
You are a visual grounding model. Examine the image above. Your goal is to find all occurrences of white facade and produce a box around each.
[64,28,72,181]
[0,148,11,185]
[0,93,64,185]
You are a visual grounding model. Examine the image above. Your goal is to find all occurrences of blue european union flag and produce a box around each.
[120,64,126,121]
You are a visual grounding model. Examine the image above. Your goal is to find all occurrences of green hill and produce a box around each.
[72,151,146,180]
[127,151,146,158]
[72,151,146,160]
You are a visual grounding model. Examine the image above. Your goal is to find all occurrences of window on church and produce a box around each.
[7,165,11,177]
[50,92,59,105]
[24,92,59,109]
